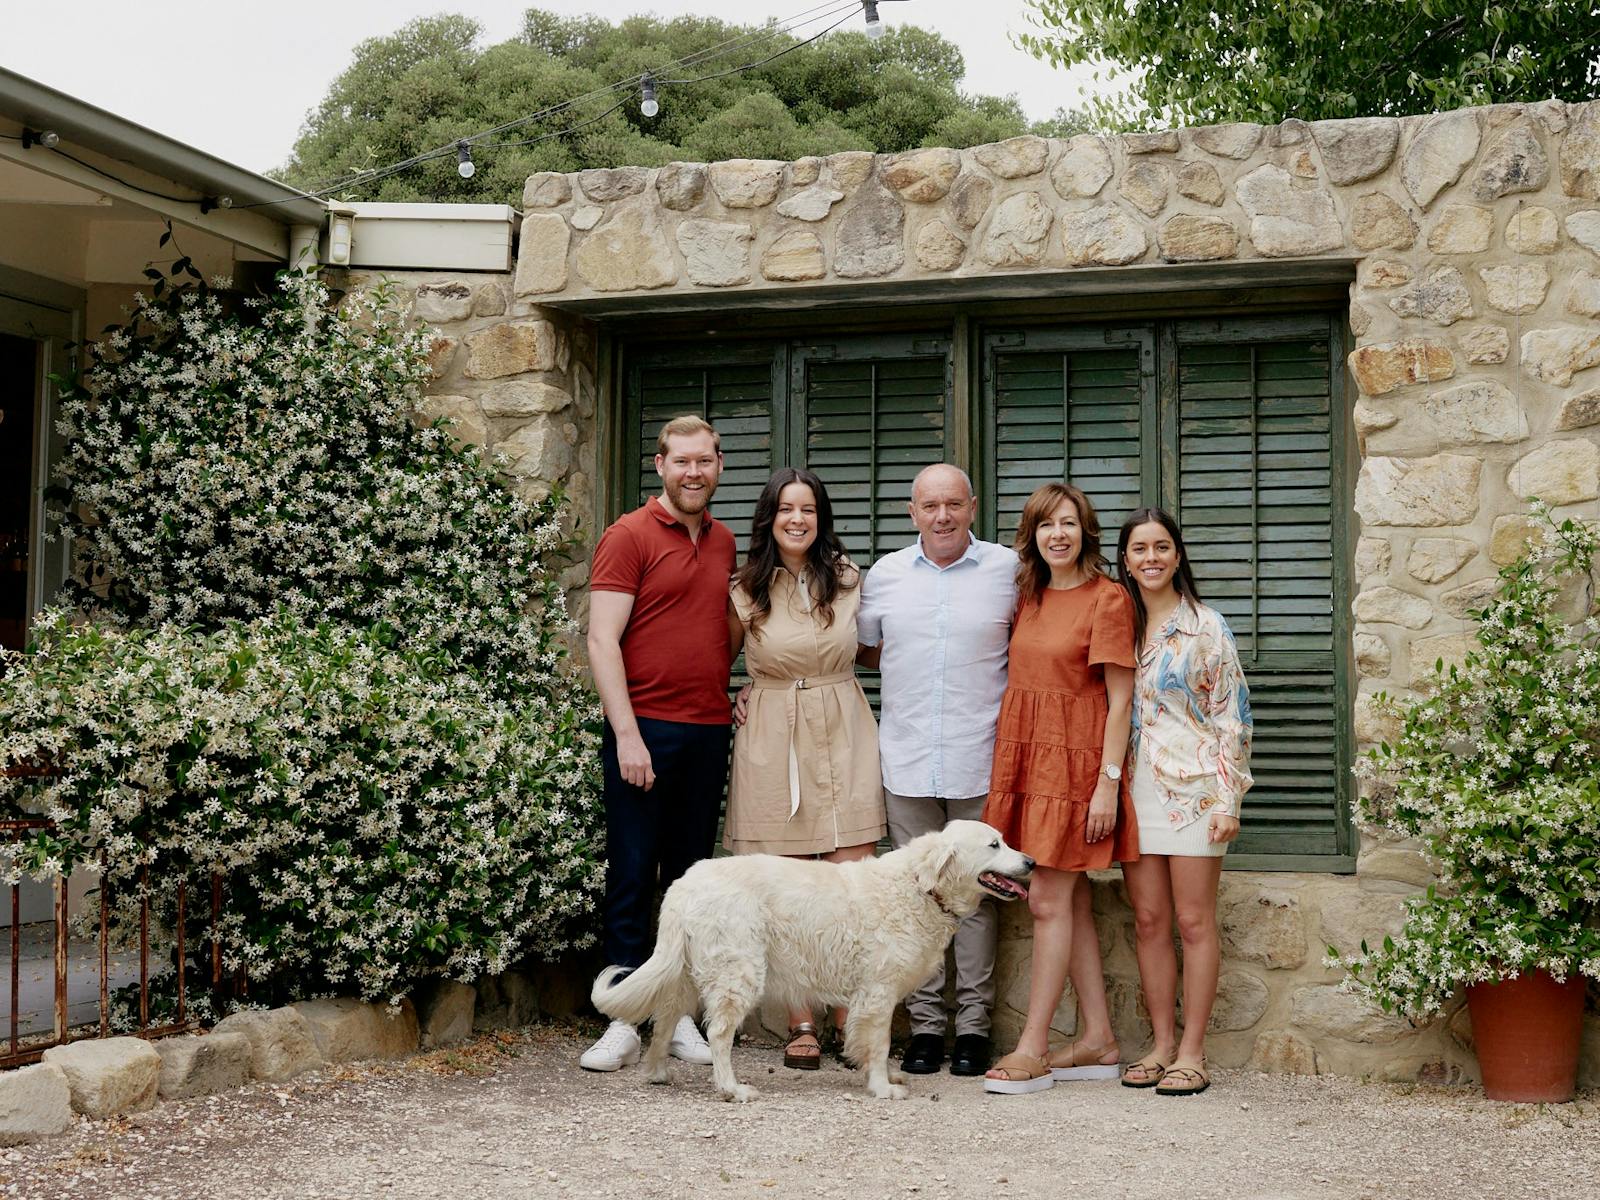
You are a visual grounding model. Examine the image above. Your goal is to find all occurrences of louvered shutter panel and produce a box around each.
[984,329,1153,548]
[1173,319,1350,864]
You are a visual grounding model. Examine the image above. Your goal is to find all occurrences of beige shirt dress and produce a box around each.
[725,566,886,855]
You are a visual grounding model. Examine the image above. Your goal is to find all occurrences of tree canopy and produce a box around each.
[280,9,1083,203]
[1019,0,1600,129]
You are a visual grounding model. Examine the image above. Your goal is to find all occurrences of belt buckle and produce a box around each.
[794,677,808,690]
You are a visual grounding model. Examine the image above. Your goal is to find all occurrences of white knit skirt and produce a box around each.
[1130,749,1228,859]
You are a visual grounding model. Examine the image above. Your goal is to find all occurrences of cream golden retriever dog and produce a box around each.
[591,820,1033,1102]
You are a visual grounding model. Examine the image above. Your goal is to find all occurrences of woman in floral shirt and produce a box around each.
[1115,508,1252,1096]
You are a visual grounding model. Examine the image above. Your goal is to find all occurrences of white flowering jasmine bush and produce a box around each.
[1,265,604,1005]
[1335,505,1600,1019]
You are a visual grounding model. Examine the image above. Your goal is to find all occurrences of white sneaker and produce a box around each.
[580,1020,641,1072]
[668,1015,713,1065]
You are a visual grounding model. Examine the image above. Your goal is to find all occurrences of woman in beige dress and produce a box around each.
[727,466,885,1069]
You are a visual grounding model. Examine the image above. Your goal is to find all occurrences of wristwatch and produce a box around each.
[1101,763,1122,782]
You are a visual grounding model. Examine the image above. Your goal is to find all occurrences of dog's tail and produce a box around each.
[590,898,695,1025]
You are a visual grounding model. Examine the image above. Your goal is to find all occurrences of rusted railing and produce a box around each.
[1,813,236,1068]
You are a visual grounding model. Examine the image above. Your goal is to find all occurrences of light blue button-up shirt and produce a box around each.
[858,535,1018,799]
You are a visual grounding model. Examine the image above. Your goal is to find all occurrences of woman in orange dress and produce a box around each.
[982,483,1137,1094]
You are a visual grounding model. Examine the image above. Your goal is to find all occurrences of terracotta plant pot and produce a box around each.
[1465,968,1587,1103]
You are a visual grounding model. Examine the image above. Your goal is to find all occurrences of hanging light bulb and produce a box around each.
[640,74,659,119]
[456,141,476,180]
[863,1,884,40]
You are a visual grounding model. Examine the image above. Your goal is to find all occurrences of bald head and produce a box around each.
[908,463,977,567]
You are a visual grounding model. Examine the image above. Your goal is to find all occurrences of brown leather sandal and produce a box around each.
[1121,1055,1170,1088]
[783,1022,822,1071]
[1155,1059,1210,1095]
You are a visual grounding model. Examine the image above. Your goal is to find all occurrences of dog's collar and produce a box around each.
[928,889,961,920]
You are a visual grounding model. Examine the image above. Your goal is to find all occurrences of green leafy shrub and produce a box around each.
[1334,505,1600,1018]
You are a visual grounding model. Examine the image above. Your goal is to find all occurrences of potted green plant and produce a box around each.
[1337,503,1600,1102]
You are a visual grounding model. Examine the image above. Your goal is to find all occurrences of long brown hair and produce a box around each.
[1012,482,1108,609]
[1116,507,1204,647]
[732,467,855,638]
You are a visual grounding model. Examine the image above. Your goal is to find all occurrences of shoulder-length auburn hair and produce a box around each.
[733,467,855,639]
[1115,506,1204,647]
[1012,482,1108,609]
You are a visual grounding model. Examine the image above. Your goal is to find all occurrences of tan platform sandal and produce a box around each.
[982,1051,1054,1095]
[1047,1038,1121,1081]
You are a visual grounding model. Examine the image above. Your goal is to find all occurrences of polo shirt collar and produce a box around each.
[646,494,716,533]
[913,532,980,569]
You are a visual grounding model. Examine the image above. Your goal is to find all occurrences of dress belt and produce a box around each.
[752,671,856,690]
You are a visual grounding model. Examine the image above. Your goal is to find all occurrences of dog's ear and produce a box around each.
[912,837,958,893]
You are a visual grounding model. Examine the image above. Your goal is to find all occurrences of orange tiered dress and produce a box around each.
[982,573,1139,872]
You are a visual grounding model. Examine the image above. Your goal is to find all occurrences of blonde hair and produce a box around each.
[656,415,720,456]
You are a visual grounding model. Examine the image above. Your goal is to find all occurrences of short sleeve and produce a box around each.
[1087,578,1137,669]
[730,580,755,627]
[855,561,885,646]
[590,522,644,595]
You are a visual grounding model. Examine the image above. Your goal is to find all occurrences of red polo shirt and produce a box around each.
[589,496,736,725]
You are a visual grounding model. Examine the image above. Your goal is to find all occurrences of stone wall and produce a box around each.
[358,98,1600,1086]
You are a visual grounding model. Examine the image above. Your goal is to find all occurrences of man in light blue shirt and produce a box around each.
[857,463,1017,1077]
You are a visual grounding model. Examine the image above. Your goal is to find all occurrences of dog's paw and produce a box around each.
[888,1069,907,1086]
[648,1068,672,1086]
[723,1084,759,1104]
[871,1083,909,1100]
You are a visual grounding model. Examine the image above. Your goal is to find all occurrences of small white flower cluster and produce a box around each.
[2,269,605,1004]
[1337,505,1600,1018]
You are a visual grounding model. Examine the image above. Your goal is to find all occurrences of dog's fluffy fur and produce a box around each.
[591,819,1033,1102]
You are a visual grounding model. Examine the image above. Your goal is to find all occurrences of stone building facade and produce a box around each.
[365,98,1600,1085]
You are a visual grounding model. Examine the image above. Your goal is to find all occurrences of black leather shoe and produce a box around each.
[949,1034,992,1077]
[900,1032,945,1074]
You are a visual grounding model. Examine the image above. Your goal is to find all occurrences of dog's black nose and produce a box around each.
[1022,856,1036,872]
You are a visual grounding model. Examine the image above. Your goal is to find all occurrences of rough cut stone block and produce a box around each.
[415,393,488,451]
[675,219,753,287]
[1562,100,1600,198]
[1490,513,1543,564]
[1354,536,1391,581]
[463,320,556,379]
[1387,266,1473,326]
[1357,837,1436,888]
[212,1008,324,1083]
[826,151,875,193]
[1290,986,1410,1044]
[1426,203,1493,253]
[835,183,905,279]
[425,335,457,381]
[1360,260,1412,289]
[291,998,420,1064]
[972,136,1048,179]
[1459,324,1509,365]
[1061,204,1146,266]
[42,1037,161,1118]
[0,1062,71,1145]
[915,220,966,271]
[1122,131,1179,154]
[1192,122,1263,159]
[1311,118,1400,185]
[1419,379,1528,444]
[1406,537,1478,584]
[1202,971,1270,1032]
[980,192,1053,267]
[1508,439,1600,504]
[1567,271,1600,318]
[155,1032,252,1100]
[656,162,706,212]
[761,229,826,281]
[415,981,477,1049]
[475,971,539,1031]
[513,213,570,296]
[1351,192,1417,251]
[948,174,993,231]
[1440,576,1498,619]
[1354,454,1481,526]
[1556,386,1600,431]
[1319,891,1412,959]
[472,283,505,317]
[1471,121,1549,200]
[572,203,676,291]
[882,148,960,203]
[480,380,571,418]
[1349,338,1455,396]
[1411,632,1479,683]
[1505,205,1560,254]
[1158,214,1238,262]
[1118,160,1169,217]
[1353,694,1402,748]
[1353,400,1396,438]
[414,281,473,324]
[1220,888,1307,969]
[499,416,577,483]
[1049,136,1114,199]
[1247,1030,1319,1075]
[1236,164,1342,257]
[521,172,570,209]
[787,157,822,186]
[1567,210,1600,256]
[1175,160,1224,206]
[1352,586,1433,629]
[1401,109,1481,207]
[775,185,843,222]
[577,166,648,203]
[1354,632,1391,677]
[1480,263,1550,315]
[1520,326,1600,386]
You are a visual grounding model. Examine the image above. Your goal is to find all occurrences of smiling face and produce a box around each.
[1123,519,1181,600]
[1034,495,1084,582]
[772,481,818,564]
[908,465,976,567]
[655,430,722,518]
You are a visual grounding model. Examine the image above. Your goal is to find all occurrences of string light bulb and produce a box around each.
[456,141,476,179]
[863,1,883,40]
[640,74,659,118]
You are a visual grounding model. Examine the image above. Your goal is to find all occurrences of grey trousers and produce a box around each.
[885,791,999,1038]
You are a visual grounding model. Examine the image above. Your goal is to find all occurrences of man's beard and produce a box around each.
[665,477,714,513]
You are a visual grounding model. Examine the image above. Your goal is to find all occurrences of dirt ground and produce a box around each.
[3,1020,1595,1200]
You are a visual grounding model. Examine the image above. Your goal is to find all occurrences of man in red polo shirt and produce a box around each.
[580,414,735,1072]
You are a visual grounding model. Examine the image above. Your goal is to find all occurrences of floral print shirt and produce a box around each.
[1131,599,1253,828]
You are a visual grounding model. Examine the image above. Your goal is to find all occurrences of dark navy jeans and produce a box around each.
[601,716,731,970]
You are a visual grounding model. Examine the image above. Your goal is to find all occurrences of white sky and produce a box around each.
[3,1,1107,176]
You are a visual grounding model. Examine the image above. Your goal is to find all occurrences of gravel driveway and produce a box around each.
[4,1021,1594,1199]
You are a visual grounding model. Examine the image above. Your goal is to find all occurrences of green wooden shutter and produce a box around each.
[1171,317,1351,868]
[624,345,782,553]
[982,327,1155,547]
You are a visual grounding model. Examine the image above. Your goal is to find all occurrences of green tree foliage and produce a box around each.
[281,9,1045,202]
[1019,1,1600,129]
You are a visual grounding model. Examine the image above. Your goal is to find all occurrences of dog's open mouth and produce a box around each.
[978,871,1029,901]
